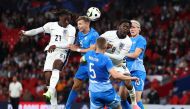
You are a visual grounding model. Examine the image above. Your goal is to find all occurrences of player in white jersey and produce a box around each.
[19,9,76,109]
[100,19,140,109]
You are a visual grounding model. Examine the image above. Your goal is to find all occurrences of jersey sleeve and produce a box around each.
[105,57,114,71]
[136,37,147,50]
[90,32,99,45]
[42,22,51,33]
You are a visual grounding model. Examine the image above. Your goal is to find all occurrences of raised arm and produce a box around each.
[20,27,44,36]
[19,22,51,37]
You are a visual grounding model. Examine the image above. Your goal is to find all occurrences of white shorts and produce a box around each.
[114,65,130,75]
[43,49,69,71]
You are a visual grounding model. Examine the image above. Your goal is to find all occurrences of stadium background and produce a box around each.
[0,0,190,108]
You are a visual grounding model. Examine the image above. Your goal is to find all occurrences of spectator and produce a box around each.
[9,76,22,109]
[147,86,160,104]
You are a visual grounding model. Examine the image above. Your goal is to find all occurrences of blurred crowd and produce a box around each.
[0,0,190,104]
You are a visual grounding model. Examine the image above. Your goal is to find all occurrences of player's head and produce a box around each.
[76,16,91,33]
[96,37,107,51]
[57,9,72,27]
[117,19,131,39]
[130,20,141,37]
[12,76,17,82]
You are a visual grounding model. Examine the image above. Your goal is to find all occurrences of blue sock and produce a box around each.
[65,90,78,109]
[137,101,144,109]
[121,100,131,109]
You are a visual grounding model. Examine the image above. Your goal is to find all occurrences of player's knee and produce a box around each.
[53,60,64,70]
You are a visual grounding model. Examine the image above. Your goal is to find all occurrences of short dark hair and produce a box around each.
[118,19,131,26]
[76,16,91,23]
[96,37,107,50]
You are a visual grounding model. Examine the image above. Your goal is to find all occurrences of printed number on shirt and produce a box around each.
[60,54,65,59]
[55,35,61,41]
[89,63,96,79]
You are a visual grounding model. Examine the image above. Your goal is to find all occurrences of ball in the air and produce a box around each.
[86,7,101,21]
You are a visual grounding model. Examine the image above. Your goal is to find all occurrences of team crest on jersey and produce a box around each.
[119,43,125,50]
[63,30,67,35]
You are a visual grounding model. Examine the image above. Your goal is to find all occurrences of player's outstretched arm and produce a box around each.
[109,68,139,81]
[19,27,44,37]
[69,44,95,53]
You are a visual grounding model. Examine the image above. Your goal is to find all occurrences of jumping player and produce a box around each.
[19,9,76,109]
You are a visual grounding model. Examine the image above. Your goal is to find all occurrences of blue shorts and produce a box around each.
[90,88,121,109]
[131,70,146,91]
[74,63,88,81]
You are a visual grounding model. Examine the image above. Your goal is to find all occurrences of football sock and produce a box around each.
[50,89,58,108]
[128,86,137,105]
[49,69,59,93]
[121,100,131,109]
[137,101,144,109]
[65,90,78,109]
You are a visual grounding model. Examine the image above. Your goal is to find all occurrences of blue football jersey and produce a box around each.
[76,28,99,51]
[84,50,114,92]
[126,35,147,72]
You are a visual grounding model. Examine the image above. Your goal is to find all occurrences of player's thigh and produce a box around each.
[131,70,146,91]
[74,64,88,81]
[44,50,68,71]
[89,91,104,109]
[53,50,68,70]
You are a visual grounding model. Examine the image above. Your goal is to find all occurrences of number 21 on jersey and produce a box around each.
[89,63,96,79]
[55,35,61,41]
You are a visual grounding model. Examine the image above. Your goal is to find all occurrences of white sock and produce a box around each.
[49,69,60,93]
[50,89,58,109]
[128,86,137,105]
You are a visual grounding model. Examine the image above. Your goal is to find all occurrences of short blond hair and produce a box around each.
[131,20,141,28]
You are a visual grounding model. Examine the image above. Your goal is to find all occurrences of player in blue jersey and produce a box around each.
[65,16,99,109]
[81,37,139,109]
[125,20,147,109]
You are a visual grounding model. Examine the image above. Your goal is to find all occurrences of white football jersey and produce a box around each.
[43,22,76,51]
[100,30,132,65]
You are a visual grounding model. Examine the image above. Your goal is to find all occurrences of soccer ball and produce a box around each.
[86,7,101,21]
